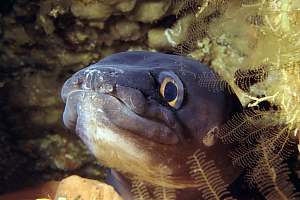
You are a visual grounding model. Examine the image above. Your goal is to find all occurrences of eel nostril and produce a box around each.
[96,83,114,94]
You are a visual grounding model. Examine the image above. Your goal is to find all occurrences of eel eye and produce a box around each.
[160,77,178,106]
[159,71,184,109]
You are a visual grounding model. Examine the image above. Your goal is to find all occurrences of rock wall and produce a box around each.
[1,0,299,197]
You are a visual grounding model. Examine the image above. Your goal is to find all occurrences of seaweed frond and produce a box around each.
[153,186,176,200]
[153,165,176,200]
[196,71,233,93]
[263,125,296,158]
[219,107,296,170]
[234,66,268,92]
[227,127,295,168]
[172,0,202,17]
[131,178,153,200]
[187,149,236,200]
[246,141,299,200]
[173,18,207,55]
[218,108,268,144]
[219,107,296,153]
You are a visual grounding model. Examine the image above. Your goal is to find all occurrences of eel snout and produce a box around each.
[61,68,180,145]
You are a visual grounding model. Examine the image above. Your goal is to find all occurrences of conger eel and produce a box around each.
[61,51,242,200]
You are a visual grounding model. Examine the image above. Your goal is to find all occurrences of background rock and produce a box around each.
[1,0,299,198]
[55,175,122,200]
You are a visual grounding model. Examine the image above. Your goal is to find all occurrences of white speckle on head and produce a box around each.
[82,69,101,90]
[97,108,104,113]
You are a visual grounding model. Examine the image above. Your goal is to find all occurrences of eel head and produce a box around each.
[61,51,241,189]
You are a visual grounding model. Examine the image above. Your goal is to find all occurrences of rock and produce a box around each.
[0,176,121,200]
[147,28,170,49]
[3,25,32,45]
[26,134,92,171]
[55,175,122,200]
[110,19,141,41]
[8,71,60,108]
[39,0,70,18]
[37,15,55,35]
[130,0,171,23]
[148,14,194,49]
[116,0,136,12]
[71,1,113,20]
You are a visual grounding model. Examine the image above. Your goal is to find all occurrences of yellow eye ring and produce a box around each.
[160,77,178,108]
[158,71,184,109]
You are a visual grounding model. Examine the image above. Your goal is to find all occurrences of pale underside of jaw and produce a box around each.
[74,92,167,182]
[75,91,148,161]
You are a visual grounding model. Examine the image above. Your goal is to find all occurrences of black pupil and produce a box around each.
[164,82,177,102]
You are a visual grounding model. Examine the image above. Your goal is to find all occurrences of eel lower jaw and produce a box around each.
[62,89,179,145]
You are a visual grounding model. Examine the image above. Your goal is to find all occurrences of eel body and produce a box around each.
[61,51,242,200]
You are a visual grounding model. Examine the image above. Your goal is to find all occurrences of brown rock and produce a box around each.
[0,176,121,200]
[55,175,123,200]
[131,0,171,23]
[71,1,112,20]
[110,20,141,41]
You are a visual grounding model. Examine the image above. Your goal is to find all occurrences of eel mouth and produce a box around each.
[61,70,181,145]
[62,88,200,189]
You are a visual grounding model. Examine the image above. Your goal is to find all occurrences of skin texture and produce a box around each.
[61,51,242,199]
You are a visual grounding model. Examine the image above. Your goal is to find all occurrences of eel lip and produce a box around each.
[62,90,84,130]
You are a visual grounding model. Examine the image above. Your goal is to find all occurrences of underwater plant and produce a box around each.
[186,150,236,200]
[183,0,300,199]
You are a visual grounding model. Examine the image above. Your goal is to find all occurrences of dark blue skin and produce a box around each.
[61,51,242,200]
